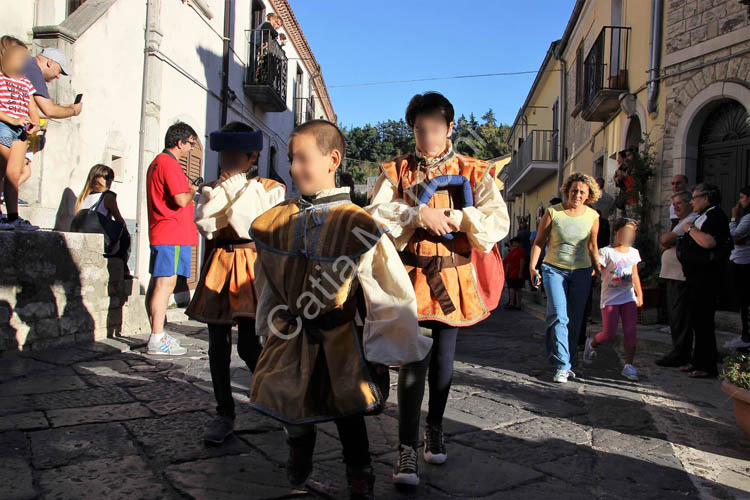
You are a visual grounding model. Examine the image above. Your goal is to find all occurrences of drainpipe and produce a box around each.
[134,0,152,282]
[556,56,567,192]
[647,0,663,114]
[219,0,231,126]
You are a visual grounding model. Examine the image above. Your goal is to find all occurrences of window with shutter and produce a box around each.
[178,141,203,289]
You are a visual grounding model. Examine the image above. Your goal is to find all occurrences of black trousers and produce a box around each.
[732,261,750,341]
[208,318,262,419]
[665,279,692,361]
[686,271,718,374]
[285,415,370,467]
[397,324,458,448]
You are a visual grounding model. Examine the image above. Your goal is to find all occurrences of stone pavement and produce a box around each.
[1,305,749,499]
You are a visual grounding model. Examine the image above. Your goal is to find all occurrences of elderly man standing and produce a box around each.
[655,191,698,367]
[669,175,689,229]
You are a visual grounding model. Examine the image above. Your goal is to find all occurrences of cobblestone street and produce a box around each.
[1,305,749,499]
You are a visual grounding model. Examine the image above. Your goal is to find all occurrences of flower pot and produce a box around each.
[722,379,750,437]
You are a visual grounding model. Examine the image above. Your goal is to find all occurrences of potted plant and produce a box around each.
[721,351,750,438]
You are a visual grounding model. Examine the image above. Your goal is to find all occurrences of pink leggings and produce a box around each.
[594,301,638,348]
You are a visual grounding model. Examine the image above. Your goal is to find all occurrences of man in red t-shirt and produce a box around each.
[503,237,526,310]
[145,122,199,356]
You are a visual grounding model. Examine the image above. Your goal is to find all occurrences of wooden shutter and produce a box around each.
[178,141,203,289]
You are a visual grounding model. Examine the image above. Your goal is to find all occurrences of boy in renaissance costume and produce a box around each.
[185,121,285,445]
[248,119,431,500]
[366,92,510,486]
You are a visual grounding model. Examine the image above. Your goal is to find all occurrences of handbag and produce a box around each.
[70,191,125,256]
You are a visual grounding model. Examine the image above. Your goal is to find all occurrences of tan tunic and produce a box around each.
[249,187,431,424]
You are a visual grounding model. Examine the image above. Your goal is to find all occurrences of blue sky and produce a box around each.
[290,0,577,128]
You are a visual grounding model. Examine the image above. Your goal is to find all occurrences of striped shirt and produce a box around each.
[0,73,36,120]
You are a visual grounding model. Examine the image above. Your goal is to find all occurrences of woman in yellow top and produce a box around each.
[529,173,601,383]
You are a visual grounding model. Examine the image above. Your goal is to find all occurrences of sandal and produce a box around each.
[678,364,696,372]
[687,370,716,379]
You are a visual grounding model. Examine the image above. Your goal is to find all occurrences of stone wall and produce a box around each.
[665,0,749,54]
[0,231,149,352]
[660,0,750,224]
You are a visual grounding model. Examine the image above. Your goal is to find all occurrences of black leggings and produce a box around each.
[397,324,458,448]
[285,415,370,467]
[208,318,262,419]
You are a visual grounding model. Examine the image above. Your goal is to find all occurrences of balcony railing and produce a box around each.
[244,29,288,112]
[294,97,314,126]
[505,129,558,195]
[581,26,631,121]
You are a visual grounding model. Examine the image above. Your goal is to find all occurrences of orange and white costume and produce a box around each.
[367,142,510,327]
[186,174,285,324]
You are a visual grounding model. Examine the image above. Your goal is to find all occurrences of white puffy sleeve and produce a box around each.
[454,171,510,252]
[365,173,422,250]
[356,235,432,366]
[225,180,285,240]
[194,185,231,240]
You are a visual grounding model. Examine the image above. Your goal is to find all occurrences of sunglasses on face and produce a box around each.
[99,174,114,181]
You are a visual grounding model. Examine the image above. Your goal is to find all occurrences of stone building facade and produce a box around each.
[661,0,750,221]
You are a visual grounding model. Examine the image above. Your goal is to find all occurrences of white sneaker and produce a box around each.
[724,336,750,349]
[553,369,576,383]
[621,364,639,381]
[147,334,187,355]
[583,338,597,365]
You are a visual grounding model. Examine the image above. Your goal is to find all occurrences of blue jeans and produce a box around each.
[541,262,593,370]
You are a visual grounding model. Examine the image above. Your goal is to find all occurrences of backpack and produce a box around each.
[70,192,124,256]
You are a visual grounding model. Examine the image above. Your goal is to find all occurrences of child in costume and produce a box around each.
[249,119,431,500]
[185,121,285,444]
[366,92,509,486]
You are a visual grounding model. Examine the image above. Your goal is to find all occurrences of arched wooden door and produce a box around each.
[179,140,203,289]
[697,101,750,215]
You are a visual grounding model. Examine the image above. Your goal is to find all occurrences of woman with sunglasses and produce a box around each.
[74,164,132,278]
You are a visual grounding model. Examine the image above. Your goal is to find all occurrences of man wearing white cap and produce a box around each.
[23,47,82,119]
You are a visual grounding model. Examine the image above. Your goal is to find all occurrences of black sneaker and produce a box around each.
[285,427,315,487]
[392,444,419,486]
[423,423,447,465]
[346,464,375,500]
[203,415,234,445]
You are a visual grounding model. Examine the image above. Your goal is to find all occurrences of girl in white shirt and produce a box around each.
[583,218,643,381]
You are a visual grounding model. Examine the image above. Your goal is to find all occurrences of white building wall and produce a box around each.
[2,0,334,284]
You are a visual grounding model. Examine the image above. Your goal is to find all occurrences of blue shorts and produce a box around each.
[149,245,192,278]
[0,121,26,149]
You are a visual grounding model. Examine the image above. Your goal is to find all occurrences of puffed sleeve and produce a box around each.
[265,184,286,208]
[365,173,423,250]
[356,235,432,366]
[194,185,231,240]
[455,171,510,252]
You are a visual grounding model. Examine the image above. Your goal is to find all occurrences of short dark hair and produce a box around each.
[220,121,254,133]
[617,150,628,159]
[405,92,455,129]
[165,121,197,149]
[693,182,722,205]
[290,119,346,163]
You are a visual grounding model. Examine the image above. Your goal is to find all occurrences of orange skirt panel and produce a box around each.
[406,261,488,327]
[185,246,258,325]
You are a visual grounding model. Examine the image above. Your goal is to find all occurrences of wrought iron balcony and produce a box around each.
[244,29,288,112]
[581,26,631,122]
[294,96,314,126]
[505,130,558,196]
